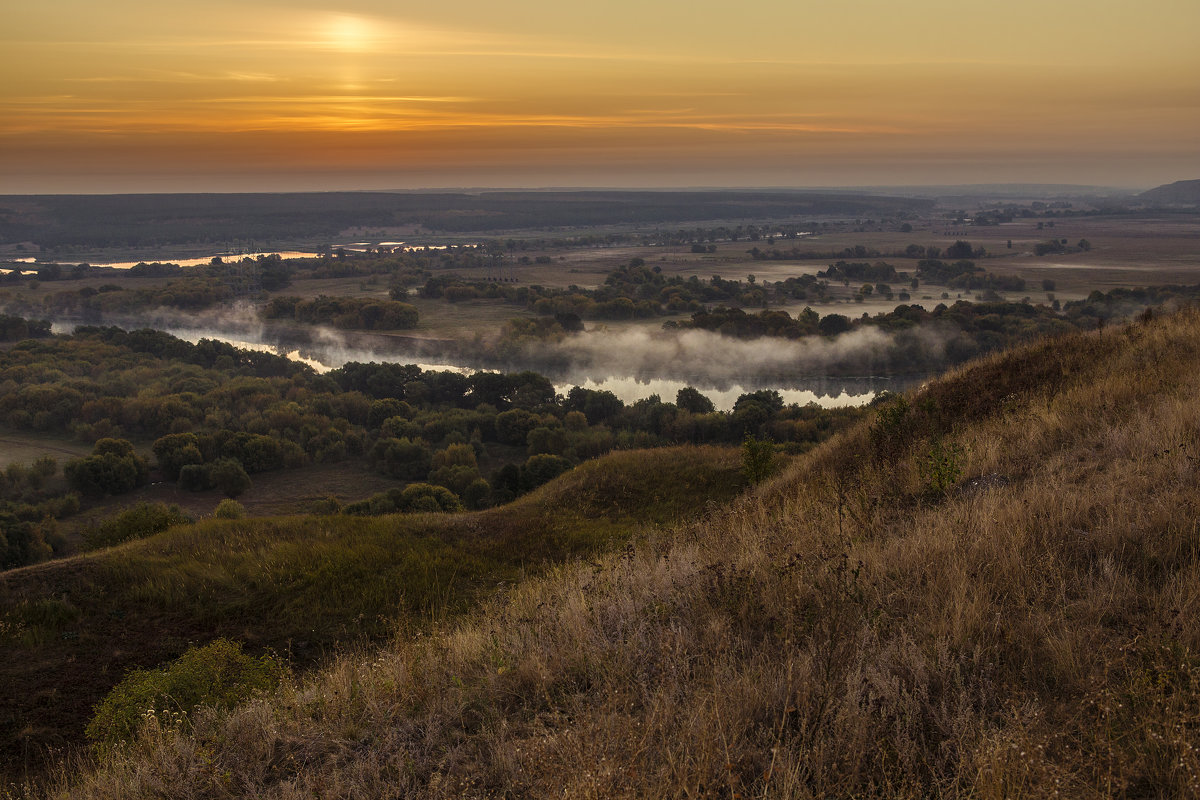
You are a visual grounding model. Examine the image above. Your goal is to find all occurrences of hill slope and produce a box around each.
[1140,178,1200,206]
[0,445,742,781]
[45,309,1200,798]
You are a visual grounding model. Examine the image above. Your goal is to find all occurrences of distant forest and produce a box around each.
[0,191,934,247]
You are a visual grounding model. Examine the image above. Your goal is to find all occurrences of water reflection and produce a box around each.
[51,321,901,410]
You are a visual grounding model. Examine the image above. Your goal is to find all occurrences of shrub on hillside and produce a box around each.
[83,503,193,550]
[520,454,572,492]
[343,483,464,515]
[741,435,776,484]
[0,512,54,568]
[85,639,283,746]
[213,499,245,519]
[398,483,463,513]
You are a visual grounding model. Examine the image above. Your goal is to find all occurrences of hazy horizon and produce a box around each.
[4,0,1198,194]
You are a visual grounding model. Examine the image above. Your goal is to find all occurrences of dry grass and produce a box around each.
[0,446,742,786]
[29,309,1200,799]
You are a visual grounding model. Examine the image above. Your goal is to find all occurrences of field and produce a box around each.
[0,429,91,469]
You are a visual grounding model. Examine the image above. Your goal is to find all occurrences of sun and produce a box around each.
[324,14,373,53]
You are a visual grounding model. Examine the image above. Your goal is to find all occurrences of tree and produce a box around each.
[153,434,204,481]
[520,454,572,492]
[676,387,715,414]
[818,314,852,336]
[741,436,776,484]
[65,439,149,496]
[367,437,432,480]
[209,458,252,498]
[946,240,975,260]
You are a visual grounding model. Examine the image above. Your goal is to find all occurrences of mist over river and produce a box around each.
[49,318,911,410]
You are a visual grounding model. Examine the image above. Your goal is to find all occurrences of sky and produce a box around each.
[3,0,1199,193]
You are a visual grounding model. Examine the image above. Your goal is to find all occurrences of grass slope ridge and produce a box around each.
[0,445,742,782]
[45,310,1200,798]
[1140,179,1200,206]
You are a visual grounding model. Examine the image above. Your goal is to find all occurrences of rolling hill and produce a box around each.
[1139,179,1200,206]
[0,445,743,782]
[24,307,1200,798]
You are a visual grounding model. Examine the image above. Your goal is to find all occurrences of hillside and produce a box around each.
[32,308,1200,798]
[1140,179,1200,206]
[0,445,743,781]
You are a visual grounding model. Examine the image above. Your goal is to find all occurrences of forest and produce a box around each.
[0,320,864,569]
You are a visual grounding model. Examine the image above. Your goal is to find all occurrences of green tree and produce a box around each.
[65,439,149,496]
[676,387,715,414]
[209,458,252,498]
[741,435,776,484]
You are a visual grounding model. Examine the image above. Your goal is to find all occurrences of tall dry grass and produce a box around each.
[31,310,1200,799]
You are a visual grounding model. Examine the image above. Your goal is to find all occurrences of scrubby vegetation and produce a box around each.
[28,307,1200,798]
[0,445,743,781]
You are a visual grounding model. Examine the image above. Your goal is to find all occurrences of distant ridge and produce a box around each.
[1139,178,1200,206]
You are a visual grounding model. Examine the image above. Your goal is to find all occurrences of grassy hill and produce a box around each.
[0,445,743,782]
[1140,179,1200,206]
[25,307,1200,798]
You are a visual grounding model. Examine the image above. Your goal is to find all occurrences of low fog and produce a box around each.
[539,326,939,385]
[33,304,946,405]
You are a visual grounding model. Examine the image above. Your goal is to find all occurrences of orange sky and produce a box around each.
[3,0,1198,192]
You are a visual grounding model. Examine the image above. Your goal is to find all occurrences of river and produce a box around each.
[50,320,898,411]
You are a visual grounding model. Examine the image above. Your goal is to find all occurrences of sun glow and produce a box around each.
[323,14,374,53]
[2,0,1197,191]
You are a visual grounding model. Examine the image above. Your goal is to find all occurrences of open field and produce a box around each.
[0,430,91,469]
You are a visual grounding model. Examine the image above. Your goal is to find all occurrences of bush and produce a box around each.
[64,439,150,497]
[521,454,572,492]
[84,503,193,550]
[367,437,432,480]
[741,435,776,484]
[86,639,283,746]
[178,463,211,492]
[0,512,53,568]
[213,499,245,519]
[152,433,204,481]
[461,477,492,510]
[209,458,252,498]
[398,483,463,513]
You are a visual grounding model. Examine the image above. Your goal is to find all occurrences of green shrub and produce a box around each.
[178,463,210,491]
[919,437,965,499]
[65,438,150,496]
[521,454,572,491]
[83,503,193,550]
[209,458,252,498]
[741,435,776,484]
[398,483,463,513]
[213,499,245,519]
[86,639,283,746]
